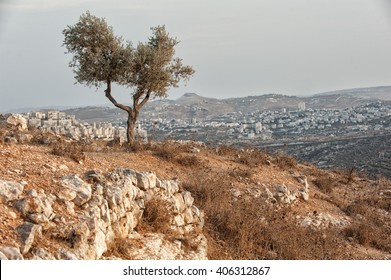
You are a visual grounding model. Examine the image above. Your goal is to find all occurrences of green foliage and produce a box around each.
[62,11,131,87]
[62,12,194,143]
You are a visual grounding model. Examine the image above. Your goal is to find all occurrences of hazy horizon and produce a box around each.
[1,0,391,112]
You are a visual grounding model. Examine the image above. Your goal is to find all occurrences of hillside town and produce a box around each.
[140,101,391,145]
[11,100,391,146]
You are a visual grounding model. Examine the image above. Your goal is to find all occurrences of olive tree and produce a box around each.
[63,12,194,144]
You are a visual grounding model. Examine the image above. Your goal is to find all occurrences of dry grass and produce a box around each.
[227,168,253,179]
[273,153,297,169]
[176,155,201,167]
[343,193,391,252]
[136,198,173,235]
[152,141,180,161]
[215,145,269,167]
[50,142,86,163]
[103,237,136,259]
[182,169,345,259]
[313,174,334,194]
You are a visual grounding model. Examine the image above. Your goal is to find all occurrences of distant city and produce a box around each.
[9,88,391,178]
[140,100,391,146]
[20,100,391,146]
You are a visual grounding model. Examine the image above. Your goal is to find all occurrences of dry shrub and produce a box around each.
[228,168,253,179]
[215,145,269,167]
[343,221,391,251]
[235,149,269,167]
[47,227,82,249]
[130,141,153,153]
[176,155,200,167]
[273,153,297,169]
[313,174,334,194]
[103,237,136,259]
[343,199,391,252]
[31,131,58,145]
[215,145,239,157]
[51,142,85,163]
[137,198,173,234]
[151,141,194,162]
[344,202,368,217]
[152,141,179,161]
[343,223,372,247]
[334,168,356,185]
[0,128,6,144]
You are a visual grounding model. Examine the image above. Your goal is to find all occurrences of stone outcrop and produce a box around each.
[6,114,28,131]
[0,168,206,260]
[0,247,24,260]
[297,212,350,229]
[230,175,310,206]
[16,222,42,254]
[13,189,56,225]
[0,179,24,203]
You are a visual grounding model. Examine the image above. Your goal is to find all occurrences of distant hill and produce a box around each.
[315,86,391,100]
[8,86,390,123]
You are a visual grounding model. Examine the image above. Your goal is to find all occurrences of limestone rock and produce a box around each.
[15,168,208,260]
[31,248,56,260]
[173,193,186,213]
[183,207,194,224]
[93,230,107,259]
[174,215,185,227]
[56,248,79,260]
[130,233,208,260]
[13,190,54,224]
[299,212,350,229]
[57,188,77,201]
[136,171,157,190]
[0,179,24,203]
[0,251,8,260]
[85,170,106,184]
[7,114,28,131]
[16,222,42,254]
[0,246,24,260]
[18,133,33,143]
[130,233,182,260]
[190,147,200,153]
[61,175,92,206]
[182,191,194,207]
[273,184,297,204]
[156,179,179,194]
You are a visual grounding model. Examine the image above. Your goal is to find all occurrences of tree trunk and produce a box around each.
[126,110,138,146]
[127,114,134,146]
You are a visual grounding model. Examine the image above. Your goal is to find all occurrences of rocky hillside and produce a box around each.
[0,122,390,260]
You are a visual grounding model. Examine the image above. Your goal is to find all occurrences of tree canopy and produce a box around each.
[63,12,194,144]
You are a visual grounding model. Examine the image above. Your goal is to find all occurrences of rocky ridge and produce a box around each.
[0,169,206,260]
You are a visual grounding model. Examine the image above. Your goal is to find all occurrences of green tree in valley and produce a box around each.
[63,12,194,144]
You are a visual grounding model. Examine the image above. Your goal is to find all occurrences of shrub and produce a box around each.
[176,155,200,167]
[152,141,179,161]
[313,174,334,194]
[273,153,297,169]
[51,142,85,163]
[103,237,135,259]
[234,149,269,167]
[227,168,253,179]
[137,198,173,235]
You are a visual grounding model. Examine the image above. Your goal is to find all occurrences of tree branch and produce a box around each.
[136,90,151,110]
[104,80,132,113]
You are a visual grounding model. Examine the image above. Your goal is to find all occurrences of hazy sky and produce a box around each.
[1,0,391,112]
